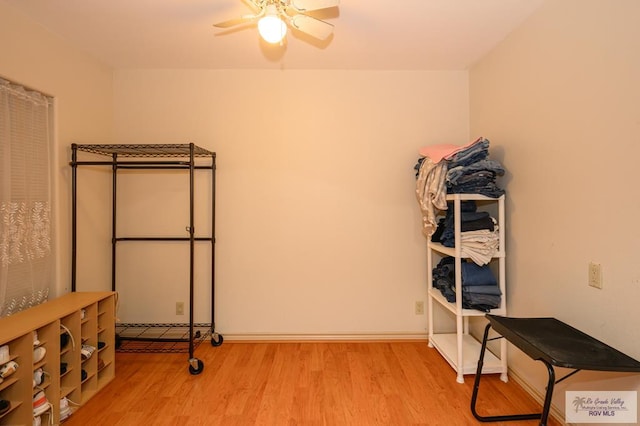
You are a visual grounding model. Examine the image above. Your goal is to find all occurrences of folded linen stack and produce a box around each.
[432,256,501,312]
[414,137,506,238]
[431,200,499,265]
[444,138,505,198]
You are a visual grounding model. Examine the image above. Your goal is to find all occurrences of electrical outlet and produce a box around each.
[588,262,602,289]
[176,302,184,315]
[415,301,425,315]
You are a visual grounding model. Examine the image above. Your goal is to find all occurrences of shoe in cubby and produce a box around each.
[33,368,46,387]
[33,346,46,364]
[59,396,77,422]
[0,360,18,379]
[0,399,10,416]
[32,390,51,417]
[80,344,95,361]
[0,345,9,364]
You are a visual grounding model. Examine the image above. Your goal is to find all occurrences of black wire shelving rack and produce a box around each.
[70,143,223,375]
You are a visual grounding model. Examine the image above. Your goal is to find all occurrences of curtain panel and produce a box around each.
[0,78,54,317]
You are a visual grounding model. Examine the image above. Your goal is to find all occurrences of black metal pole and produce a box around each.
[189,143,195,360]
[112,153,118,292]
[211,153,216,336]
[539,361,556,426]
[71,144,78,292]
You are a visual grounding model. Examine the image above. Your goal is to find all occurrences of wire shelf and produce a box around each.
[115,323,212,353]
[74,143,215,158]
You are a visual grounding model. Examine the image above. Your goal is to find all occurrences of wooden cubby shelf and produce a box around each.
[0,292,115,425]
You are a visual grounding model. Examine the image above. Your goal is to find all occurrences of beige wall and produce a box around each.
[470,0,640,419]
[0,3,114,299]
[110,69,470,336]
[1,1,471,338]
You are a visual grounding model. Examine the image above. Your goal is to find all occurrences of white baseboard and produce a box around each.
[221,332,429,342]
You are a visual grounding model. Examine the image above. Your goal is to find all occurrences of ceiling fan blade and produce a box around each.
[243,0,267,10]
[289,14,335,40]
[290,0,339,12]
[213,13,260,28]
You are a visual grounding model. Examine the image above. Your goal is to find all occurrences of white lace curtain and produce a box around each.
[0,78,54,317]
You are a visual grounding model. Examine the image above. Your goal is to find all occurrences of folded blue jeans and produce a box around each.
[461,262,497,286]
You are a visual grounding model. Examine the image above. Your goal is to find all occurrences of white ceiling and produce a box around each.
[2,0,544,70]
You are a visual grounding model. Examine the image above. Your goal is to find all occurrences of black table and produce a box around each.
[471,315,640,425]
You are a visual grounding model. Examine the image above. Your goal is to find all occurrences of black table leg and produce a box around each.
[538,359,556,426]
[471,322,546,424]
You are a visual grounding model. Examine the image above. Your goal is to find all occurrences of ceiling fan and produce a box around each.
[213,0,340,44]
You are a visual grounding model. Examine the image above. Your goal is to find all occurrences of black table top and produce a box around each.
[486,315,640,372]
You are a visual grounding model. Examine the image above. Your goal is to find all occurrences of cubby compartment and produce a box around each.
[60,312,81,407]
[96,297,116,388]
[32,321,59,424]
[80,302,99,403]
[0,334,31,425]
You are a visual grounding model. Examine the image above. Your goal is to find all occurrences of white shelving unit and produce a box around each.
[427,194,508,384]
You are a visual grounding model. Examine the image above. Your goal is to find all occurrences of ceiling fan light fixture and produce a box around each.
[214,0,339,44]
[258,6,287,44]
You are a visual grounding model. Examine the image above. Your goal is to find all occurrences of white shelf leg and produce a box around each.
[427,242,434,348]
[500,337,508,382]
[454,196,464,384]
[456,313,464,384]
[427,297,434,348]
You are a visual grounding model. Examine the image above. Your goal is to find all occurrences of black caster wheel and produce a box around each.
[189,358,204,375]
[211,333,224,347]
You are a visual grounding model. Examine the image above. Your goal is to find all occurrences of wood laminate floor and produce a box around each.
[64,341,561,425]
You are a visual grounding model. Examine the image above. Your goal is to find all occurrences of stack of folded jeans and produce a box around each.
[445,138,505,198]
[414,137,506,238]
[432,256,457,302]
[432,256,501,312]
[431,201,499,265]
